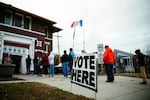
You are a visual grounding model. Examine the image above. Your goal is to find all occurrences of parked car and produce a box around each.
[54,63,70,74]
[54,63,62,74]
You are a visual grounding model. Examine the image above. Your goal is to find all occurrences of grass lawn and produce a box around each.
[0,77,24,81]
[0,82,94,100]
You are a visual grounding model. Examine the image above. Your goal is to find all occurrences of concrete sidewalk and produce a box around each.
[1,75,150,100]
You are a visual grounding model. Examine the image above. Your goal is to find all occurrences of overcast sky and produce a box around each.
[1,0,150,55]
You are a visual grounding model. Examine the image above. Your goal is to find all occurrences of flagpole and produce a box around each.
[82,22,85,51]
[82,19,85,51]
[73,27,76,49]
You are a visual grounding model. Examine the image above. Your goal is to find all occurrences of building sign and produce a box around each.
[3,46,28,55]
[97,43,104,64]
[71,53,98,92]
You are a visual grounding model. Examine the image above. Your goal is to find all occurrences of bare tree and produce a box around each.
[143,45,150,56]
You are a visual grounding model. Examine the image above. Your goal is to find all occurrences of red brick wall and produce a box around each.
[4,41,29,48]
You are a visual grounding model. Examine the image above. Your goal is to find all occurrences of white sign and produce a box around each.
[97,43,103,52]
[71,53,98,92]
[98,52,104,64]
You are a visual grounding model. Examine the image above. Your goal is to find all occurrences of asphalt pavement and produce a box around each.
[0,74,150,100]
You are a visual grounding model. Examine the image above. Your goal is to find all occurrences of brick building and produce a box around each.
[0,2,62,74]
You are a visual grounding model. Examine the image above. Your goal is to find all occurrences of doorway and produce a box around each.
[10,55,21,74]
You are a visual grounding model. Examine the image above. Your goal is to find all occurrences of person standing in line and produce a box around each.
[37,55,42,75]
[41,53,49,77]
[61,50,69,77]
[26,55,31,74]
[135,49,147,85]
[69,48,75,74]
[103,45,115,82]
[33,55,39,76]
[48,51,55,77]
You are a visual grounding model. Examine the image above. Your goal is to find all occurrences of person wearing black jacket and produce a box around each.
[135,49,147,85]
[33,55,39,75]
[26,55,31,74]
[61,50,69,77]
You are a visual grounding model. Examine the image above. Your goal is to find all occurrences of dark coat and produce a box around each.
[137,53,145,66]
[61,54,69,63]
[26,56,31,65]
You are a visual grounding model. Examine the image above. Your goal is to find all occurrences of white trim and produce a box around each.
[0,31,36,74]
[44,43,49,53]
[35,49,44,53]
[45,37,53,40]
[45,41,50,45]
[36,40,42,47]
[45,41,50,53]
[0,30,37,42]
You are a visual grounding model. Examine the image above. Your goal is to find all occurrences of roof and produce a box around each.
[114,49,134,56]
[52,26,62,33]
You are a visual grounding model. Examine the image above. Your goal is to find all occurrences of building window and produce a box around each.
[45,27,49,37]
[24,17,31,29]
[44,43,49,53]
[13,14,22,27]
[5,11,12,25]
[4,10,32,30]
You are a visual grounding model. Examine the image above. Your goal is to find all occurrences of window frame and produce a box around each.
[44,42,50,53]
[24,16,31,30]
[4,10,13,25]
[13,13,23,28]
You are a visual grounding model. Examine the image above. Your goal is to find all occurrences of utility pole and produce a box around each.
[53,32,62,55]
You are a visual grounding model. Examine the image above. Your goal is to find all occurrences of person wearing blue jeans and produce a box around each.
[49,64,54,77]
[48,51,54,77]
[61,50,69,77]
[105,64,114,82]
[103,45,115,82]
[69,48,75,74]
[62,62,68,77]
[33,55,40,75]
